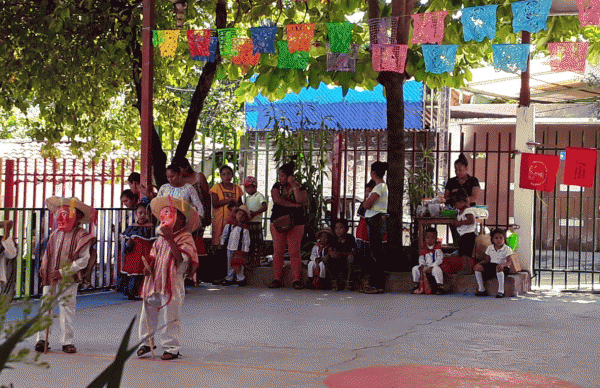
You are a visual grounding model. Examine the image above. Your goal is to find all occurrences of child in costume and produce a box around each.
[328,219,357,291]
[474,228,514,298]
[137,196,199,361]
[118,201,156,300]
[452,189,477,274]
[306,228,334,289]
[35,197,96,354]
[411,227,444,295]
[220,206,251,286]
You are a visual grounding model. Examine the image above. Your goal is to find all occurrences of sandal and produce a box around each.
[62,344,77,354]
[268,279,283,289]
[34,340,49,353]
[137,345,157,357]
[292,281,304,290]
[363,286,384,294]
[161,351,180,361]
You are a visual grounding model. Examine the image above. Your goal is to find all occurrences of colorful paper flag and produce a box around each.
[576,0,600,27]
[277,40,309,69]
[512,0,552,33]
[326,22,353,53]
[422,44,457,74]
[519,153,560,192]
[563,147,597,187]
[411,11,448,45]
[187,30,212,58]
[492,44,530,73]
[157,30,180,57]
[548,42,589,73]
[287,24,315,53]
[461,5,498,42]
[326,43,360,72]
[371,44,408,74]
[250,26,277,54]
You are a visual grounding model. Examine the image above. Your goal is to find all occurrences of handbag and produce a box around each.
[272,214,294,233]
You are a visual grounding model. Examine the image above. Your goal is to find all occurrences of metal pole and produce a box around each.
[141,0,155,194]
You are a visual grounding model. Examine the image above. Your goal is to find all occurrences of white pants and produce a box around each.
[307,261,325,278]
[412,265,444,285]
[225,249,245,281]
[139,287,184,354]
[36,283,78,345]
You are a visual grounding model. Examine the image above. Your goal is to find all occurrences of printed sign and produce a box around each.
[519,153,560,192]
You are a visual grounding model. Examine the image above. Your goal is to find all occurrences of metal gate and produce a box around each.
[532,126,600,290]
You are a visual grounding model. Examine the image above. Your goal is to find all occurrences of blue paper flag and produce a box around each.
[191,37,218,62]
[492,44,530,73]
[422,45,458,74]
[250,26,277,54]
[511,0,552,33]
[461,5,498,42]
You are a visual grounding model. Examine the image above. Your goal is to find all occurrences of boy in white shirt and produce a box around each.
[242,176,267,267]
[452,190,477,274]
[412,227,444,295]
[474,228,514,298]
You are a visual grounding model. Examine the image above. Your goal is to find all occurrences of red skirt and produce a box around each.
[121,238,153,275]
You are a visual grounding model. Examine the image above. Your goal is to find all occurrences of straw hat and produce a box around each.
[317,227,334,238]
[150,196,199,232]
[45,197,93,224]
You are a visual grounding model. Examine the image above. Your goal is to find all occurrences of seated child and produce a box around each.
[307,228,334,290]
[412,227,444,295]
[474,228,514,298]
[220,205,251,286]
[452,189,477,274]
[328,219,357,291]
[118,201,156,300]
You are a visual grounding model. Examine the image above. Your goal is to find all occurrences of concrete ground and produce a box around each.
[2,285,600,387]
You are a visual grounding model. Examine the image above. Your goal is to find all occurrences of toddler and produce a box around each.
[452,189,477,273]
[328,219,357,291]
[118,201,157,300]
[307,228,333,289]
[220,206,251,286]
[474,228,514,298]
[242,176,267,267]
[411,227,444,295]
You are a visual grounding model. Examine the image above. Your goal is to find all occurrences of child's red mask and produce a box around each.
[56,205,76,232]
[159,206,177,228]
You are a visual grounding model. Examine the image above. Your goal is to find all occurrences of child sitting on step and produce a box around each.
[411,227,444,295]
[474,228,514,298]
[306,228,334,290]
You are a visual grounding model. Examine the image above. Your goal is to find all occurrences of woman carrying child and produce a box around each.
[119,201,157,300]
[306,228,333,290]
[474,228,514,298]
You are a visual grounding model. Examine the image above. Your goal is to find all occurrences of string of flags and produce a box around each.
[520,147,598,191]
[152,0,599,75]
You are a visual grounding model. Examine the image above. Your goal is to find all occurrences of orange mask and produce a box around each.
[56,205,76,232]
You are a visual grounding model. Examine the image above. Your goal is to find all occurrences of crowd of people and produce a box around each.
[32,154,511,361]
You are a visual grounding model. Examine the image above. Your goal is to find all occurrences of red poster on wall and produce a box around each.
[519,153,560,192]
[563,147,597,188]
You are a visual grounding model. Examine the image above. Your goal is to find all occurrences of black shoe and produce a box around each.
[34,340,49,352]
[475,290,488,297]
[222,279,236,286]
[161,351,180,361]
[434,286,445,295]
[268,279,282,289]
[236,279,247,287]
[137,345,157,357]
[495,292,505,298]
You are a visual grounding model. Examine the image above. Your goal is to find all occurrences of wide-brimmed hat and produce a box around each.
[46,197,93,224]
[150,196,199,232]
[317,227,334,238]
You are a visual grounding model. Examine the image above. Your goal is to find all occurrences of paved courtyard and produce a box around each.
[2,285,600,387]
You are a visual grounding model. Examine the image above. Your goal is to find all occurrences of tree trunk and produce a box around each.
[174,0,227,164]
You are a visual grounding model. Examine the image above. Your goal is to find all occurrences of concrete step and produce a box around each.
[242,264,531,297]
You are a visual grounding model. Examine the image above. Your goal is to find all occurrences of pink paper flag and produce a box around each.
[371,44,408,73]
[548,42,589,73]
[576,0,600,27]
[411,11,448,45]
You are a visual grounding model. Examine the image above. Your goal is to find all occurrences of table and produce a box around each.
[415,217,457,248]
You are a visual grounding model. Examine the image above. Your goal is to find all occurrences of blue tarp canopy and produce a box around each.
[245,81,424,131]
